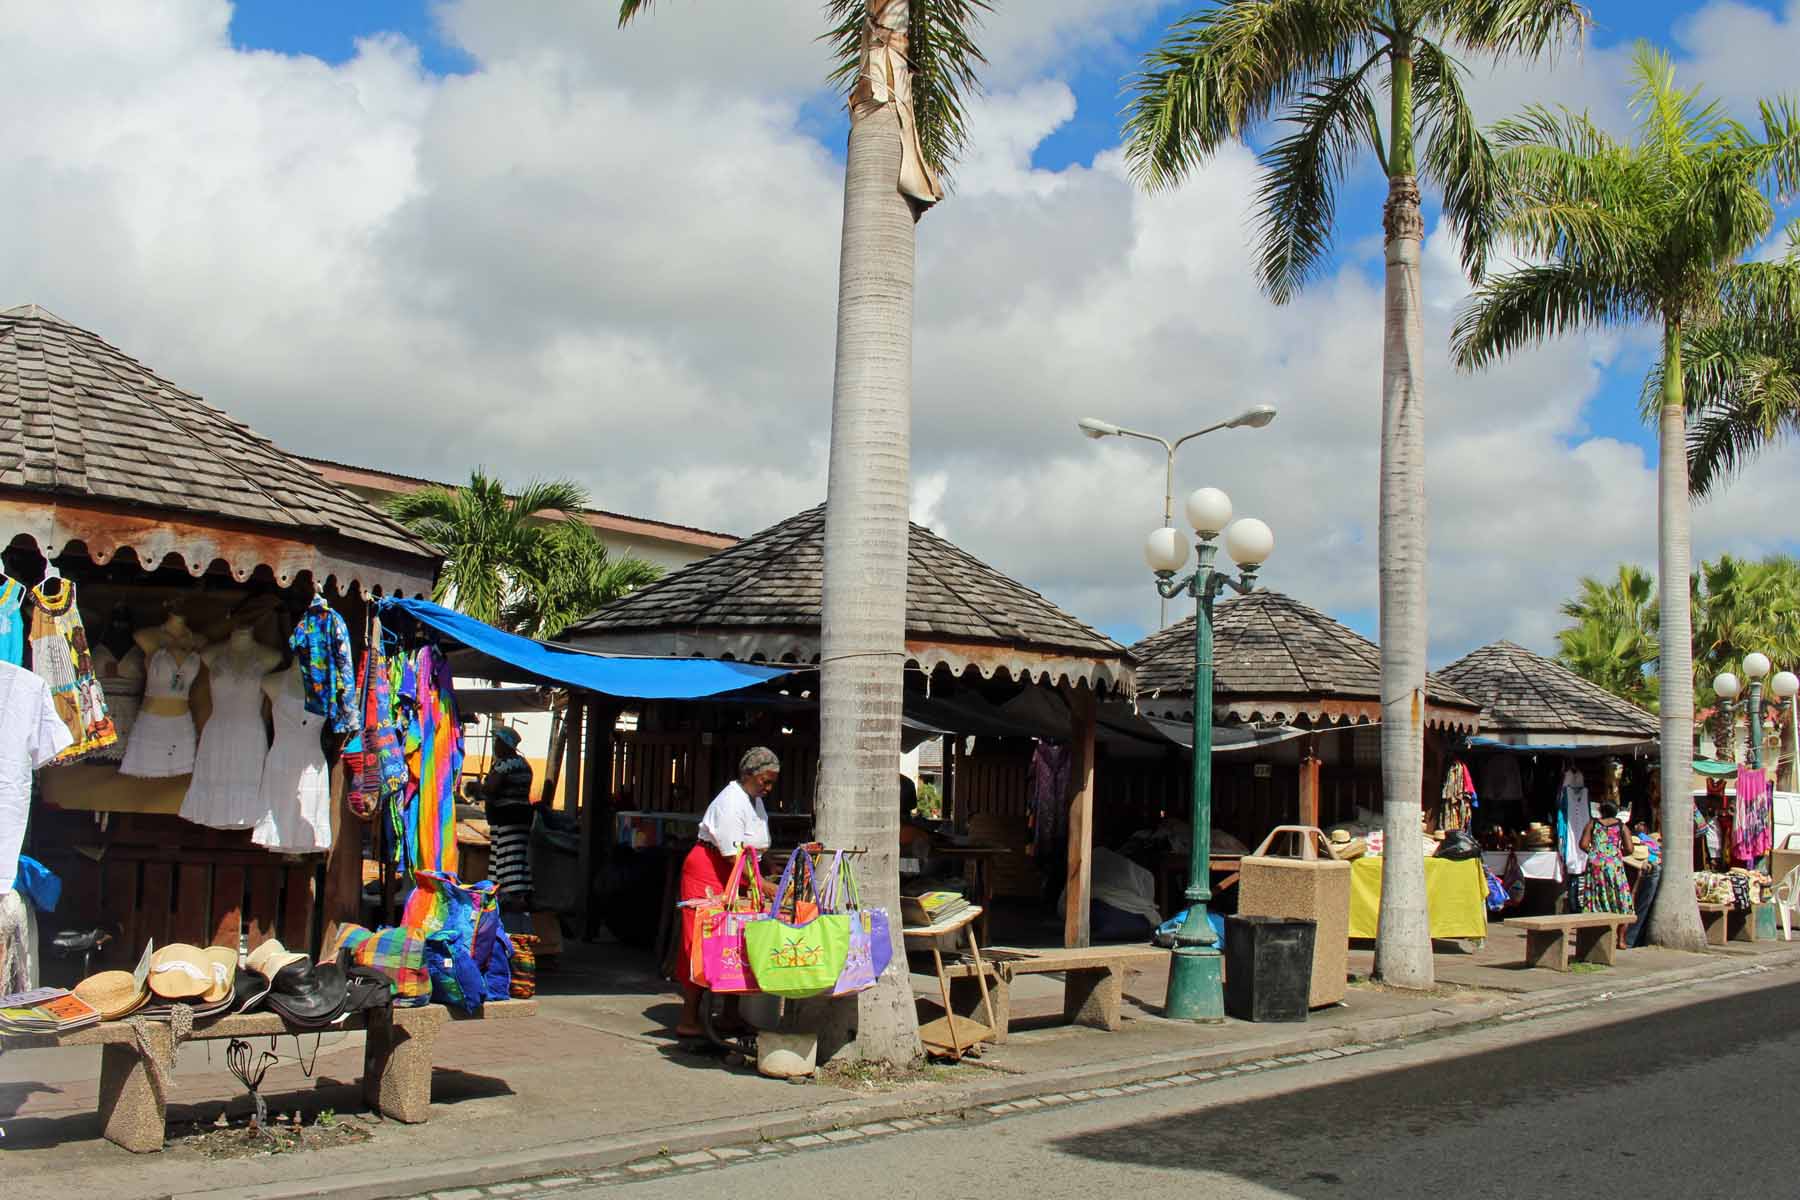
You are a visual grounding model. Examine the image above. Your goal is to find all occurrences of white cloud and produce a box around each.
[3,0,1799,672]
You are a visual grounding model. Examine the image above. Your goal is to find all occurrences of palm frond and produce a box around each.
[1252,48,1387,303]
[1417,0,1590,58]
[1451,262,1650,370]
[1123,0,1375,191]
[1413,38,1495,281]
[824,0,992,181]
[616,0,656,27]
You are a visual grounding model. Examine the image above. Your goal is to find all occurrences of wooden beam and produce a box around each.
[320,759,362,956]
[1063,686,1098,950]
[580,701,616,941]
[561,699,585,812]
[1298,735,1322,830]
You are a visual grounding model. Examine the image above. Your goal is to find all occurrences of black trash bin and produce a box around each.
[1224,914,1317,1023]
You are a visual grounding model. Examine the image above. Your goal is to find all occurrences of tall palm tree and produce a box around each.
[1452,46,1800,950]
[619,0,991,1064]
[386,470,660,638]
[1555,564,1659,711]
[1125,0,1589,988]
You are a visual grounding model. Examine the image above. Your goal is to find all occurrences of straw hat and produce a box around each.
[246,938,308,979]
[200,945,238,1004]
[72,969,149,1021]
[149,944,215,1000]
[1327,829,1368,861]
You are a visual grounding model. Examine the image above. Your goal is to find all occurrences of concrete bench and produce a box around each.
[0,999,536,1153]
[1504,914,1631,970]
[1695,901,1764,946]
[945,945,1168,1041]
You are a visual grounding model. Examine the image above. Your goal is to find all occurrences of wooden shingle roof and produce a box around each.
[1438,640,1658,741]
[1129,590,1481,730]
[0,305,438,594]
[566,505,1132,692]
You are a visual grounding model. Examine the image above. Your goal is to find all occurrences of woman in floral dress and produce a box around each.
[1580,802,1636,913]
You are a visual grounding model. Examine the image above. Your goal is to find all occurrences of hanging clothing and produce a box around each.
[27,578,116,761]
[360,646,407,808]
[1441,760,1476,832]
[0,888,35,994]
[0,575,24,666]
[1582,820,1634,915]
[1560,768,1591,875]
[253,669,332,853]
[88,644,144,764]
[1,661,74,895]
[288,594,361,733]
[181,653,272,828]
[1733,767,1773,865]
[1028,742,1072,849]
[117,647,201,778]
[406,646,461,875]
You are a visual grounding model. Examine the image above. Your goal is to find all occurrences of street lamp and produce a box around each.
[1746,653,1772,770]
[1716,656,1795,770]
[1148,486,1274,1022]
[1077,405,1277,626]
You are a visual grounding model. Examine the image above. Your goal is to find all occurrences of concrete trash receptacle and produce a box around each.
[1237,825,1351,1008]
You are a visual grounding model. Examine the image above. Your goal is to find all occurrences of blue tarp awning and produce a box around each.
[376,597,802,700]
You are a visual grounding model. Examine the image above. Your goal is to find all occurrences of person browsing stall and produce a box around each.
[676,746,779,1039]
[464,725,534,911]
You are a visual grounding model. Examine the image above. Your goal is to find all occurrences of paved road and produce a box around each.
[578,966,1797,1200]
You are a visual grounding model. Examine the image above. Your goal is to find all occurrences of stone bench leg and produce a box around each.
[1572,925,1617,966]
[363,1009,439,1124]
[947,972,1009,1044]
[1701,909,1729,947]
[97,1025,170,1153]
[1063,966,1123,1031]
[1522,929,1569,971]
[1729,909,1756,943]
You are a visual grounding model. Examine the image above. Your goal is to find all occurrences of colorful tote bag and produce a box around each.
[745,848,850,999]
[338,925,431,1007]
[698,848,764,994]
[819,851,892,997]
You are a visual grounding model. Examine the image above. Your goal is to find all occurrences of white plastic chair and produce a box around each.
[1775,866,1800,941]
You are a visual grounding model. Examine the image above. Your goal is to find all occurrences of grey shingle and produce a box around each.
[0,304,433,561]
[1438,640,1657,739]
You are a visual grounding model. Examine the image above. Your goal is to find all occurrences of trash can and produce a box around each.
[1223,915,1317,1023]
[1237,825,1351,1007]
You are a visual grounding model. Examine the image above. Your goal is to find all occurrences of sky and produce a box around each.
[6,0,1800,665]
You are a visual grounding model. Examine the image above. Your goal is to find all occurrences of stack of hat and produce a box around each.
[1326,828,1367,861]
[72,968,151,1022]
[1521,823,1555,849]
[140,944,240,1020]
[251,939,352,1028]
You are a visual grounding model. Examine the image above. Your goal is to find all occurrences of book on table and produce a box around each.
[0,987,101,1034]
[901,890,971,927]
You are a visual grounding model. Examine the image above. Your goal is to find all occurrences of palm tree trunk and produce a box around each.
[1372,169,1433,989]
[812,0,923,1066]
[1647,322,1706,951]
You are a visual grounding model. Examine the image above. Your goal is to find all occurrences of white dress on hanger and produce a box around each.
[118,647,201,778]
[252,670,331,854]
[182,653,271,829]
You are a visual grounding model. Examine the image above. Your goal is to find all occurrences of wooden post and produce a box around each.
[320,758,361,955]
[580,701,616,941]
[562,700,585,812]
[1298,734,1322,830]
[1063,686,1097,950]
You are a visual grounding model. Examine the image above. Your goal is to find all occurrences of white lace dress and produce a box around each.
[182,654,271,829]
[252,671,331,853]
[118,647,201,778]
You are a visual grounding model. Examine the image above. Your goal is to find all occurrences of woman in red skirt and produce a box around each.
[677,746,779,1038]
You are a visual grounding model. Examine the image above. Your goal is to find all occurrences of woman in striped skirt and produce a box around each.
[470,724,535,909]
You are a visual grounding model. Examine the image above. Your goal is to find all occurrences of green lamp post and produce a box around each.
[1145,487,1274,1021]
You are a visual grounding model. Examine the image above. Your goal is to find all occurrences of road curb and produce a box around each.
[168,945,1800,1200]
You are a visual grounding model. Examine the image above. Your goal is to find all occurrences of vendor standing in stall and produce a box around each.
[465,725,534,912]
[676,746,779,1039]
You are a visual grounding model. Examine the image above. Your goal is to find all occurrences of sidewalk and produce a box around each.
[5,928,1796,1200]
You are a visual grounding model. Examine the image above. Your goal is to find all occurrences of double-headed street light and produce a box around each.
[1078,405,1276,627]
[1714,655,1800,769]
[1149,486,1274,1022]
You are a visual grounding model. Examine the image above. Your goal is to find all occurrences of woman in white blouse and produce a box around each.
[677,746,780,1039]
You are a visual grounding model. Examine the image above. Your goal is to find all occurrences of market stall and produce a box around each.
[0,304,440,987]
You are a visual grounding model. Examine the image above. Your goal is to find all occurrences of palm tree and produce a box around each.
[1451,46,1800,950]
[1555,564,1658,711]
[619,0,991,1064]
[386,470,661,638]
[1125,0,1589,988]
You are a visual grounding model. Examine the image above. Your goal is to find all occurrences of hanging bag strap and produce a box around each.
[836,852,864,913]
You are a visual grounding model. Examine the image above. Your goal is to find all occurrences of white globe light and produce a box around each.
[1773,670,1800,700]
[1745,652,1772,679]
[1184,487,1233,536]
[1714,672,1742,701]
[1144,527,1190,573]
[1224,517,1275,567]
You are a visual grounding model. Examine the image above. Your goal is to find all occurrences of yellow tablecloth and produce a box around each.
[1348,856,1489,940]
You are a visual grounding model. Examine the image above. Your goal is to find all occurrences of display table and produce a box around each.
[1481,849,1564,881]
[903,905,996,1061]
[1348,856,1489,940]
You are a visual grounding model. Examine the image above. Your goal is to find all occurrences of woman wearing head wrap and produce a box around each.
[466,724,534,909]
[676,746,779,1039]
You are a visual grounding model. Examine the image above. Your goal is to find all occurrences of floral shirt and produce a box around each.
[289,595,361,733]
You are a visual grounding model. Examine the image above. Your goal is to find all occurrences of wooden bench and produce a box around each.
[1504,914,1631,970]
[0,999,536,1153]
[944,945,1168,1042]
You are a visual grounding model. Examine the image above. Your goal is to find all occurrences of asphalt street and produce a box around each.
[586,966,1799,1200]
